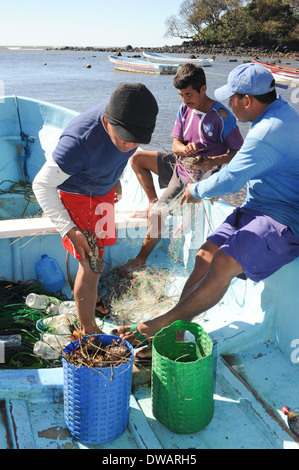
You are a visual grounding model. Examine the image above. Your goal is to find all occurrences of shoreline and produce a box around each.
[1,43,298,60]
[49,44,299,60]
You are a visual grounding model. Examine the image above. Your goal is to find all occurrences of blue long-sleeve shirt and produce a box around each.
[52,101,136,196]
[190,96,299,238]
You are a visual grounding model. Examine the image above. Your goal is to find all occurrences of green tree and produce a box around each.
[165,0,243,41]
[165,0,202,40]
[245,0,299,46]
[201,1,251,45]
[165,0,299,47]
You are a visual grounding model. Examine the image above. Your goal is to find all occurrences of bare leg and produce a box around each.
[180,240,219,298]
[117,150,166,270]
[73,259,104,335]
[118,248,244,342]
[130,150,159,205]
[117,207,165,271]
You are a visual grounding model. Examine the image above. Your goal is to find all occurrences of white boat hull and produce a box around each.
[272,71,299,86]
[108,55,177,75]
[143,51,214,67]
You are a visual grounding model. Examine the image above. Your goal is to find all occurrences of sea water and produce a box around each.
[0,47,298,150]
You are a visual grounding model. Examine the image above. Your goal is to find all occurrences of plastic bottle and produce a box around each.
[45,302,60,315]
[53,324,73,336]
[35,254,65,292]
[0,335,22,348]
[26,293,51,309]
[59,301,77,315]
[33,341,60,360]
[25,293,60,310]
[42,333,72,351]
[282,406,299,437]
[43,313,77,329]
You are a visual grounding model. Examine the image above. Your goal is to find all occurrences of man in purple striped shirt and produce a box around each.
[120,64,243,272]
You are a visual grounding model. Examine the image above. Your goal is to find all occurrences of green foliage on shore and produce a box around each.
[165,0,299,48]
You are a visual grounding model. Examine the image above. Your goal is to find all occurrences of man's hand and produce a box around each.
[66,227,92,261]
[114,180,122,203]
[182,142,198,157]
[198,156,217,172]
[180,184,201,205]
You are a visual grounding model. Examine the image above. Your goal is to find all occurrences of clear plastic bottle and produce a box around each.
[26,293,50,309]
[45,303,60,315]
[33,341,60,359]
[0,334,22,348]
[59,301,77,315]
[52,324,72,336]
[26,293,60,310]
[282,406,299,437]
[43,314,77,329]
[42,333,72,352]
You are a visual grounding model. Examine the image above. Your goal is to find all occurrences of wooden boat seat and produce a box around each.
[0,213,148,239]
[0,217,58,239]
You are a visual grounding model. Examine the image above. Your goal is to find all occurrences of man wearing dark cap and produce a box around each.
[33,82,158,335]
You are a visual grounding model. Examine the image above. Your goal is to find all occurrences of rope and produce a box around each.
[0,98,37,217]
[14,96,35,182]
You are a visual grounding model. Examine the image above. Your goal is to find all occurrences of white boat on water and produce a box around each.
[143,51,214,67]
[252,59,299,86]
[271,70,299,86]
[0,95,299,449]
[108,55,177,75]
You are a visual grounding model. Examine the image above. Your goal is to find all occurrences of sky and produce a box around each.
[0,0,185,48]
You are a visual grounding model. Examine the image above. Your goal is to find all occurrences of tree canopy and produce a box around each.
[165,0,299,48]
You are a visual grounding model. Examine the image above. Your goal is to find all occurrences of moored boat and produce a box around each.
[108,55,177,75]
[143,51,214,67]
[271,70,299,86]
[0,96,299,449]
[252,59,299,86]
[252,59,299,74]
[252,59,299,85]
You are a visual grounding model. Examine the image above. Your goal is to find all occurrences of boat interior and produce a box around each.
[0,96,298,449]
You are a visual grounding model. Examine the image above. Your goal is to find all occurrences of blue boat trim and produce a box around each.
[108,55,178,75]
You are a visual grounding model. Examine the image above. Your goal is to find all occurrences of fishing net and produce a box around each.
[98,266,181,325]
[96,181,205,326]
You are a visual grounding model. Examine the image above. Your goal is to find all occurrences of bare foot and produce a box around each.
[135,345,152,362]
[116,258,146,273]
[80,325,104,336]
[95,298,110,316]
[117,324,151,348]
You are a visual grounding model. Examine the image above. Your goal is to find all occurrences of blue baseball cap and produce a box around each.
[214,63,276,100]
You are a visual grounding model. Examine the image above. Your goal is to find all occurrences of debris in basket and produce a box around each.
[63,336,131,368]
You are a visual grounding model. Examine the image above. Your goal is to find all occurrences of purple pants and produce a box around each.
[207,207,299,282]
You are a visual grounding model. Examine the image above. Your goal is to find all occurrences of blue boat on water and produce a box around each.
[0,95,299,449]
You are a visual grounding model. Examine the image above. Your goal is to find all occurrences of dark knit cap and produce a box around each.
[103,82,158,144]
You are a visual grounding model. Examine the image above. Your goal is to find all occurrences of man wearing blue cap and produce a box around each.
[116,63,299,357]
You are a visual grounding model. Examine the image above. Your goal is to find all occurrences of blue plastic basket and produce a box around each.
[63,334,133,445]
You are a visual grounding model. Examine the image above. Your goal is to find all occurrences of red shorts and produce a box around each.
[59,189,117,260]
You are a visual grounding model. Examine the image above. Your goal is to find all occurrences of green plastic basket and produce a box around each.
[152,320,214,434]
